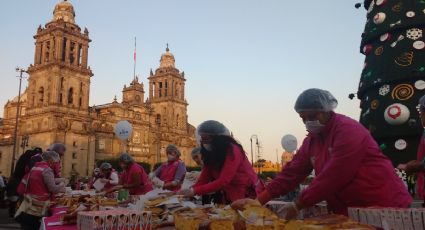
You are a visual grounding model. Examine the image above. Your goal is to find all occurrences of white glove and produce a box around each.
[186,172,200,181]
[151,177,165,188]
[276,202,299,220]
[148,172,156,180]
[177,188,195,197]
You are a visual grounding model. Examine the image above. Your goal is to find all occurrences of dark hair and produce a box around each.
[201,135,245,169]
[13,148,42,180]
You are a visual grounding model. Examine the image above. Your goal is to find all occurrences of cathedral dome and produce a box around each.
[159,45,176,68]
[53,0,75,24]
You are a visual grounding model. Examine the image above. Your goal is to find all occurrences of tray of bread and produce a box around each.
[147,198,375,230]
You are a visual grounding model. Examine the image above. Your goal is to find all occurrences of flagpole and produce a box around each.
[133,37,136,81]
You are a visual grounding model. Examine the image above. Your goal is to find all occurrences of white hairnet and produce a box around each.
[41,151,60,162]
[100,162,112,170]
[119,152,134,164]
[195,120,230,145]
[294,88,338,113]
[166,144,181,156]
[48,143,66,155]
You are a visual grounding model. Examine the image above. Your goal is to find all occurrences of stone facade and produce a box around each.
[0,1,196,177]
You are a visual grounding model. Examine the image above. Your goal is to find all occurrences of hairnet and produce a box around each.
[41,151,60,162]
[195,120,230,143]
[191,147,201,157]
[294,88,338,113]
[119,152,134,164]
[48,143,66,155]
[419,95,425,109]
[100,162,112,170]
[166,144,181,156]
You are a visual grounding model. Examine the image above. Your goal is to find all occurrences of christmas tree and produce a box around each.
[358,0,425,165]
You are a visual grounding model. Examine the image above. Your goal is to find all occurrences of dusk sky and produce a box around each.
[0,1,366,162]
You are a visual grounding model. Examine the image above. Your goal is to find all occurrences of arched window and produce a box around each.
[135,95,141,102]
[68,87,73,105]
[175,84,179,98]
[38,87,44,103]
[176,114,179,127]
[156,114,161,126]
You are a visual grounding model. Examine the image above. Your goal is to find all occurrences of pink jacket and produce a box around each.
[193,143,262,203]
[120,163,153,195]
[260,112,412,215]
[416,134,425,198]
[159,160,182,191]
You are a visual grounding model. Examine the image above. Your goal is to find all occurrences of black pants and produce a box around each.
[0,189,5,208]
[8,201,17,218]
[16,212,41,230]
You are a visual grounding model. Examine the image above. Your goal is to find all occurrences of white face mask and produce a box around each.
[167,154,176,162]
[305,120,325,133]
[203,144,212,151]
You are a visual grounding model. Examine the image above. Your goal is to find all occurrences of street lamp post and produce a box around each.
[250,135,258,167]
[10,67,27,176]
[256,139,261,174]
[20,135,29,156]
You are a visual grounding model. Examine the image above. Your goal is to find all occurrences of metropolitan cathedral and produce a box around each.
[0,1,197,177]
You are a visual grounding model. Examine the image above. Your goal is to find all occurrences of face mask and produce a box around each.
[167,154,176,162]
[305,120,325,133]
[203,144,212,151]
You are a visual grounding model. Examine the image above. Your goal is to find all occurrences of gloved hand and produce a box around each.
[177,188,195,197]
[186,172,201,181]
[231,199,261,210]
[151,177,165,188]
[276,202,299,220]
[148,172,156,180]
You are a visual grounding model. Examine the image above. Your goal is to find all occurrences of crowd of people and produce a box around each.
[6,88,425,229]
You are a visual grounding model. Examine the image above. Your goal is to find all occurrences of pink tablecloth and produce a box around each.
[42,207,77,230]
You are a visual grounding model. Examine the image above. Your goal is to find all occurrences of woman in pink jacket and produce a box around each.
[106,153,153,195]
[178,120,264,204]
[233,88,412,218]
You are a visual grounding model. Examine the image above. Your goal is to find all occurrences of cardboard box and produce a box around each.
[401,209,413,230]
[348,207,359,222]
[393,209,404,230]
[77,210,152,230]
[359,208,368,225]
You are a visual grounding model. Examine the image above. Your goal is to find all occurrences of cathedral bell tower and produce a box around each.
[26,0,92,112]
[148,45,188,130]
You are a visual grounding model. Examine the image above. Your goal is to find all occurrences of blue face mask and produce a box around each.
[305,120,325,133]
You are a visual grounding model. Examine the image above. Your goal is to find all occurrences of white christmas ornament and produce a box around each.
[379,85,390,96]
[406,28,423,40]
[384,103,410,125]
